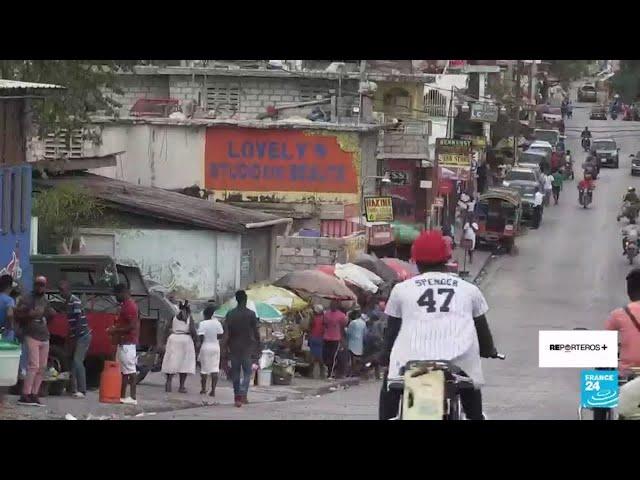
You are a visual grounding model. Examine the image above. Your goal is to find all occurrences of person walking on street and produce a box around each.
[552,169,564,205]
[462,215,479,264]
[346,312,367,377]
[107,283,139,405]
[197,304,223,397]
[309,305,325,379]
[161,300,197,393]
[322,300,347,379]
[224,290,260,408]
[543,171,553,206]
[532,187,544,229]
[58,280,92,398]
[15,276,55,407]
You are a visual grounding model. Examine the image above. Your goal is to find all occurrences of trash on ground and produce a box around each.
[64,413,77,420]
[86,413,112,420]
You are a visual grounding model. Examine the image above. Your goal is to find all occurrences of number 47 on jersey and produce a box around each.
[417,288,455,313]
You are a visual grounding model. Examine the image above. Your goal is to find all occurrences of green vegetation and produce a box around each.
[0,60,136,142]
[32,185,106,254]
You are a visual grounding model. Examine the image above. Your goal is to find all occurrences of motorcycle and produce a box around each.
[387,353,505,420]
[582,137,591,152]
[617,201,639,223]
[578,187,594,208]
[565,159,574,180]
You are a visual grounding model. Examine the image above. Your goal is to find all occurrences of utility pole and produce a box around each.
[513,60,521,166]
[530,60,537,128]
[446,86,454,138]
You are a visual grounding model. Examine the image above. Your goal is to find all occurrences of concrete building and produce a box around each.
[34,173,290,302]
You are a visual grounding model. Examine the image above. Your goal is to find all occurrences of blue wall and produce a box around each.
[0,164,32,289]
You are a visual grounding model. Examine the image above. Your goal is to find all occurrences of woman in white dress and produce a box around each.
[197,304,224,397]
[161,300,197,393]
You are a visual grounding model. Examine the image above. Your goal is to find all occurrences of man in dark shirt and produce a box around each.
[107,283,139,405]
[59,280,92,398]
[224,290,260,408]
[16,276,55,406]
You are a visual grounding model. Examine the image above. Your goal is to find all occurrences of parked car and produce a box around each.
[578,84,598,102]
[515,162,544,189]
[590,138,620,168]
[533,129,560,149]
[520,148,551,173]
[504,180,539,225]
[503,167,539,187]
[630,153,640,176]
[589,105,608,120]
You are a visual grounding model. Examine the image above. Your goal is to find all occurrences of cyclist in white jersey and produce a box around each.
[379,230,498,420]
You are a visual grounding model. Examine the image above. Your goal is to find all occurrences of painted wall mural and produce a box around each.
[204,128,359,194]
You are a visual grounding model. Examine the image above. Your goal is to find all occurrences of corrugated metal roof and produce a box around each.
[0,79,65,90]
[34,173,282,233]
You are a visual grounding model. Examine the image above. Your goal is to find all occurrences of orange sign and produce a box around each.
[204,128,358,193]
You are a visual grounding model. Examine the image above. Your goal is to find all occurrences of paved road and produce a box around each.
[141,381,380,420]
[482,86,640,419]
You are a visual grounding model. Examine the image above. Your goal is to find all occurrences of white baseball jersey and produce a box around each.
[384,271,489,385]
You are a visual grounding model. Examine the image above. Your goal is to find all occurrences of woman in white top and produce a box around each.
[161,300,197,393]
[463,216,479,264]
[197,304,224,397]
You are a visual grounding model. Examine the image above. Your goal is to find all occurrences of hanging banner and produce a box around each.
[364,196,394,222]
[436,138,472,181]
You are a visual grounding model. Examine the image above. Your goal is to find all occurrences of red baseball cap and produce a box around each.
[411,230,452,265]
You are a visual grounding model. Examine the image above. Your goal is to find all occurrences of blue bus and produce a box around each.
[0,164,32,290]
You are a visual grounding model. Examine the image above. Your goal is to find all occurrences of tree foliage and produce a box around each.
[611,61,640,103]
[32,184,106,254]
[547,60,593,87]
[0,60,137,140]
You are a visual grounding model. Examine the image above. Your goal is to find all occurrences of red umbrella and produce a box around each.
[315,264,335,276]
[381,258,418,281]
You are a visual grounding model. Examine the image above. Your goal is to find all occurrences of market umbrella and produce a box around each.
[315,264,335,276]
[244,285,308,313]
[274,270,357,302]
[214,299,283,323]
[353,253,398,284]
[382,258,418,281]
[334,263,382,294]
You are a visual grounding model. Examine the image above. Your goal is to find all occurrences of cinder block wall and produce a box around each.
[275,235,351,279]
[105,73,359,117]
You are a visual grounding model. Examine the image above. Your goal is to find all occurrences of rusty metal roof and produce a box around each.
[34,173,283,233]
[0,79,65,90]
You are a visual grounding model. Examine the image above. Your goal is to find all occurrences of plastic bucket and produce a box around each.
[257,369,272,387]
[0,341,21,387]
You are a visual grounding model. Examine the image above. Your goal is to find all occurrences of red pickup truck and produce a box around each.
[29,255,166,391]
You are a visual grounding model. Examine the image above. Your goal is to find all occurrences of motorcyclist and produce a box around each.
[581,127,592,151]
[603,268,640,420]
[378,230,498,420]
[624,187,640,204]
[621,223,640,255]
[578,173,595,206]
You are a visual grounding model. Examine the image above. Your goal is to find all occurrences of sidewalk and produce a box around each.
[450,247,492,284]
[0,372,361,420]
